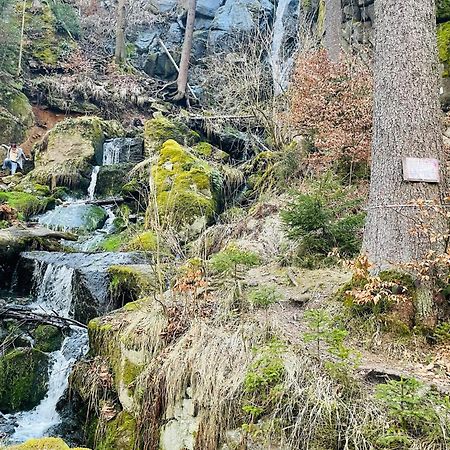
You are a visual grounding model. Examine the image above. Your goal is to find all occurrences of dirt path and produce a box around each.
[245,263,450,393]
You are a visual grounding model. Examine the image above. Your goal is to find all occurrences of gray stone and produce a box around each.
[149,0,177,13]
[197,0,224,18]
[211,0,273,33]
[192,30,208,60]
[135,29,159,53]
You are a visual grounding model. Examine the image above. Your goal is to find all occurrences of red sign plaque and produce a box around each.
[402,157,440,183]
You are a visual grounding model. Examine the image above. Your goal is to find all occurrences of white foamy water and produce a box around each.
[87,165,100,200]
[7,259,88,443]
[30,262,75,317]
[10,330,88,442]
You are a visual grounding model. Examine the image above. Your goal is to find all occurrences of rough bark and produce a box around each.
[363,0,446,321]
[114,0,127,65]
[323,0,341,62]
[174,0,197,100]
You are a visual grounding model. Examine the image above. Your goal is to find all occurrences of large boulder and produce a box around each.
[208,0,273,50]
[151,139,221,234]
[96,163,135,197]
[32,116,124,189]
[144,115,200,157]
[0,347,49,413]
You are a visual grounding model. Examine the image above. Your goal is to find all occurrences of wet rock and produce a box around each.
[17,251,153,322]
[0,225,73,290]
[38,204,108,233]
[96,163,135,197]
[102,137,144,165]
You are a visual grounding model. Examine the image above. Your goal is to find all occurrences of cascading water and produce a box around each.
[271,0,301,96]
[87,165,100,200]
[7,260,88,443]
[103,140,122,165]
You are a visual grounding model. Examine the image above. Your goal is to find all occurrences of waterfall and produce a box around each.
[103,140,122,165]
[8,260,88,443]
[10,330,88,442]
[31,261,75,316]
[271,0,300,96]
[87,165,100,200]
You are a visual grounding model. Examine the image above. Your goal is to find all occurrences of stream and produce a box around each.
[0,141,147,445]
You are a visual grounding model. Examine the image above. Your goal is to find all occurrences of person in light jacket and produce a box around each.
[1,143,28,175]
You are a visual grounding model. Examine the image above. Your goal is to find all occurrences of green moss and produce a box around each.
[122,359,142,386]
[126,230,158,252]
[6,437,91,449]
[438,21,450,77]
[95,411,137,450]
[33,116,124,188]
[143,116,199,156]
[193,141,213,157]
[99,233,126,252]
[33,324,63,352]
[109,265,159,307]
[0,348,49,412]
[0,191,52,219]
[151,139,219,229]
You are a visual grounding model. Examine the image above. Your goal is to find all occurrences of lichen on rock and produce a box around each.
[6,437,91,449]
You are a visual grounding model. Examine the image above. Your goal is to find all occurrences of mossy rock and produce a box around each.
[33,116,124,189]
[0,190,53,219]
[150,139,221,233]
[96,163,134,197]
[0,75,34,144]
[109,263,161,306]
[143,115,200,157]
[0,347,49,413]
[6,437,91,449]
[94,411,137,450]
[33,324,63,352]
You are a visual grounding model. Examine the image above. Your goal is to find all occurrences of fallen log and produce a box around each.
[85,197,125,206]
[0,302,87,329]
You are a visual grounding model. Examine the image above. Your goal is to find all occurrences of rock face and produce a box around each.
[133,0,274,79]
[0,75,34,145]
[32,117,124,189]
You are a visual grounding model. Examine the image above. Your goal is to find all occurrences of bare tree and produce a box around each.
[174,0,197,101]
[323,0,341,62]
[363,0,446,323]
[114,0,126,65]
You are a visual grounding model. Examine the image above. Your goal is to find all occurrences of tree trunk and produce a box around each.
[174,0,197,101]
[363,0,445,322]
[323,0,341,62]
[114,0,126,65]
